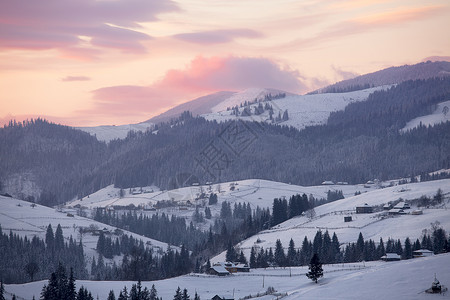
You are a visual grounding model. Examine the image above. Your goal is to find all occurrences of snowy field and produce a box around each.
[212,179,450,262]
[5,253,450,300]
[77,122,154,142]
[0,196,176,261]
[66,179,378,231]
[202,86,391,131]
[401,100,450,132]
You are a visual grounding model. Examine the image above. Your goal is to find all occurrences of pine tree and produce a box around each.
[306,253,323,283]
[67,268,76,300]
[182,288,190,300]
[173,287,182,300]
[287,238,297,266]
[107,290,116,300]
[403,237,412,259]
[0,280,5,300]
[225,241,237,262]
[194,292,200,300]
[250,247,257,268]
[45,224,55,249]
[149,284,158,300]
[55,224,64,251]
[274,239,286,267]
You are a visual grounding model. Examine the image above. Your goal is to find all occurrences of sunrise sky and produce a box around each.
[1,0,449,126]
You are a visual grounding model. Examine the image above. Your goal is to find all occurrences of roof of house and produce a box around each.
[211,265,230,274]
[382,253,401,259]
[413,249,433,253]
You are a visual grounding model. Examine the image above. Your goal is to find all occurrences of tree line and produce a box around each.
[0,224,86,284]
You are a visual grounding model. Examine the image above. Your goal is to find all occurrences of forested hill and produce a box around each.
[1,78,450,205]
[314,60,450,93]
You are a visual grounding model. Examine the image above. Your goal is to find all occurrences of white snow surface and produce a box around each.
[202,86,391,130]
[77,122,154,142]
[66,179,376,232]
[402,100,450,132]
[0,195,174,261]
[210,88,295,113]
[5,253,450,300]
[212,179,450,264]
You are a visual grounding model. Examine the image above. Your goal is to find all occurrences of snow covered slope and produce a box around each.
[66,179,375,232]
[202,86,390,130]
[401,100,450,132]
[5,253,450,300]
[213,179,450,263]
[0,195,174,260]
[76,122,154,142]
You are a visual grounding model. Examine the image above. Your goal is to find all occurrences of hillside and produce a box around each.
[4,252,450,299]
[314,60,450,93]
[0,195,174,261]
[402,100,450,132]
[201,86,388,130]
[212,179,450,263]
[77,122,154,143]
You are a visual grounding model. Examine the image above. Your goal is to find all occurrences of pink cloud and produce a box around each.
[91,55,306,118]
[287,5,446,49]
[332,66,359,81]
[173,29,263,44]
[0,0,178,56]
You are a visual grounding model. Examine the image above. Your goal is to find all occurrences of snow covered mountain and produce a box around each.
[201,85,390,130]
[315,60,450,94]
[147,88,295,123]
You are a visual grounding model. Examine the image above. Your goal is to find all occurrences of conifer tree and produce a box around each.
[0,280,5,300]
[182,288,190,300]
[306,253,323,283]
[274,239,286,267]
[173,287,182,300]
[107,290,116,300]
[149,284,158,300]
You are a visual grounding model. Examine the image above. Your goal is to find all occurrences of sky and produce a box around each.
[1,0,449,127]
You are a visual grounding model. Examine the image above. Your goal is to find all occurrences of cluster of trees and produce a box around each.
[93,210,209,251]
[0,224,86,284]
[91,242,190,281]
[244,226,450,269]
[229,102,289,123]
[271,194,311,226]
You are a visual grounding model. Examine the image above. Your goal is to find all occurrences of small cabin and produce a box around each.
[381,253,401,261]
[344,216,352,222]
[388,208,405,215]
[411,210,423,215]
[356,203,373,214]
[413,249,434,258]
[394,201,410,210]
[383,204,392,210]
[209,265,230,276]
[321,181,334,185]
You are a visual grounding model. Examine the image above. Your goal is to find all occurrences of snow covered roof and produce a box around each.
[381,253,401,261]
[211,265,230,274]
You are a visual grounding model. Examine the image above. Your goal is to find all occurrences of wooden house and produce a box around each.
[356,203,373,214]
[381,253,401,261]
